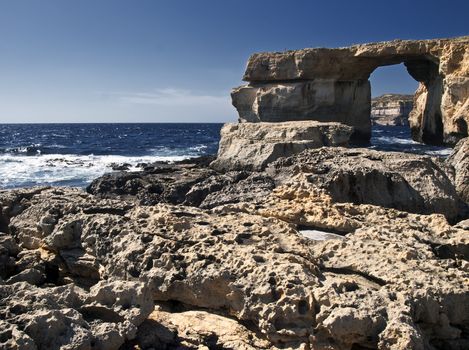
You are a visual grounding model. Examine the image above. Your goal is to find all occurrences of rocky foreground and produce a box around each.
[1,137,469,350]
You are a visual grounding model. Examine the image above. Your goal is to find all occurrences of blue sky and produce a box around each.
[0,0,467,123]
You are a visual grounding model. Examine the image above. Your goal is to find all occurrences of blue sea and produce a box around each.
[0,123,452,189]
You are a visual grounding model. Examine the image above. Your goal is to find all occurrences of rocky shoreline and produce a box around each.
[1,137,468,349]
[1,36,469,350]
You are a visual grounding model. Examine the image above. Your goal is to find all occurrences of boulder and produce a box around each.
[135,304,274,349]
[234,36,469,144]
[210,121,353,171]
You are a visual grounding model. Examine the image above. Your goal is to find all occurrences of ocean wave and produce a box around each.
[147,144,209,156]
[189,144,208,152]
[0,123,223,189]
[369,126,452,157]
[373,136,421,145]
[0,153,191,189]
[0,145,43,156]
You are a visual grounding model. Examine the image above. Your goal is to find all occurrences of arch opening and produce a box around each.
[367,57,445,148]
[369,63,417,151]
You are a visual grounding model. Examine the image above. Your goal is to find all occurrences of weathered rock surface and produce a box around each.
[210,121,354,171]
[447,137,469,204]
[1,187,320,348]
[2,167,469,349]
[243,177,469,349]
[0,278,153,350]
[268,147,469,222]
[232,80,371,141]
[371,94,413,126]
[87,157,277,209]
[135,303,275,349]
[233,36,469,145]
[86,157,217,206]
[88,146,468,222]
[189,172,276,209]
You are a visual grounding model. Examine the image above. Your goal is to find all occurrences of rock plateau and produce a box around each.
[2,149,469,349]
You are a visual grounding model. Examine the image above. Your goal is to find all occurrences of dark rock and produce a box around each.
[87,156,276,209]
[87,157,217,206]
[110,162,131,171]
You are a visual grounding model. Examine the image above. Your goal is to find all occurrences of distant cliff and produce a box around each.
[371,94,413,126]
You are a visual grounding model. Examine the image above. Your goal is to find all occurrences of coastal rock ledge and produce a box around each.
[233,36,469,145]
[2,138,469,349]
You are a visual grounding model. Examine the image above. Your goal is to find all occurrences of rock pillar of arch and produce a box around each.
[232,37,469,145]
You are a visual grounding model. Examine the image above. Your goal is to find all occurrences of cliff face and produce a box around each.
[232,36,469,145]
[371,94,413,126]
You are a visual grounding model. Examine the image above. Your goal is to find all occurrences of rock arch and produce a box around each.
[232,36,469,145]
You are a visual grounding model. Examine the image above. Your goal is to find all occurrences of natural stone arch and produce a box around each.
[232,37,469,145]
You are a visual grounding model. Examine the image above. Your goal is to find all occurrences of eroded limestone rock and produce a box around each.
[2,188,321,348]
[0,280,153,350]
[210,121,353,171]
[447,137,469,203]
[88,146,467,222]
[2,170,468,349]
[135,303,277,349]
[218,176,469,349]
[234,36,469,144]
[268,147,468,222]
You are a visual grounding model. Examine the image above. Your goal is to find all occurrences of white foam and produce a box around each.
[371,136,452,156]
[189,144,208,152]
[0,153,190,189]
[373,136,420,145]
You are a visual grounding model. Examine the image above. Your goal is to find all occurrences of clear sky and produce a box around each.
[0,0,468,123]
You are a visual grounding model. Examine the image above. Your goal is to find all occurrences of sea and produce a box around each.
[0,123,452,189]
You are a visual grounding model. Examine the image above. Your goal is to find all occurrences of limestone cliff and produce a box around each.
[371,94,413,126]
[232,36,469,145]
